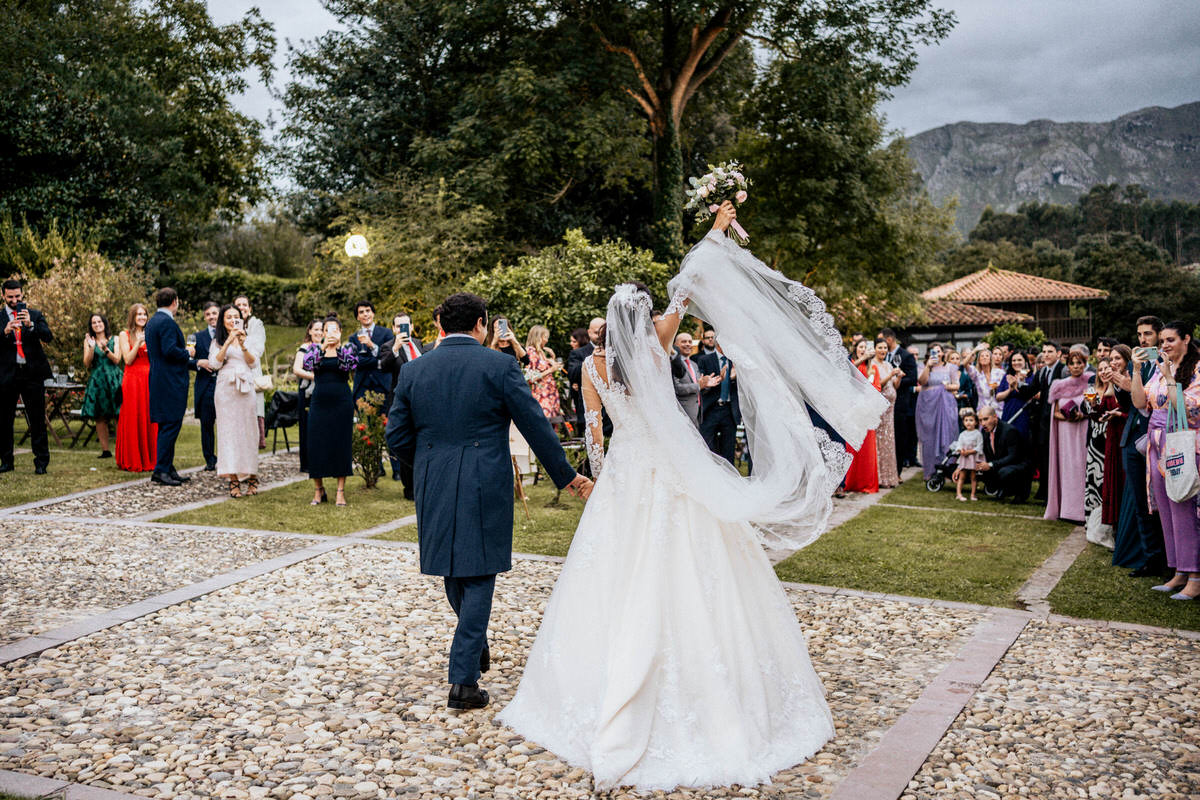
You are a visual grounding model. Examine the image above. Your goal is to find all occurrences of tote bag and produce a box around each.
[1162,383,1200,503]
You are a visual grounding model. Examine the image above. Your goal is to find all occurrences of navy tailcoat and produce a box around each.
[385,336,577,577]
[145,310,190,424]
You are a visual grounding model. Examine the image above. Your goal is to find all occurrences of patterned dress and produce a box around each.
[526,347,563,420]
[1081,394,1113,548]
[874,361,899,488]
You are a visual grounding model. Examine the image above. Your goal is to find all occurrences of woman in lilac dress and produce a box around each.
[1043,351,1090,523]
[916,344,961,480]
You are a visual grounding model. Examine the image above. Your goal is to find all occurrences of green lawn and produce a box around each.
[774,505,1073,607]
[161,472,415,535]
[878,475,1047,518]
[0,420,206,509]
[373,479,587,557]
[1048,543,1200,632]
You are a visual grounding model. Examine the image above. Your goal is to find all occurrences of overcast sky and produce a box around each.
[210,0,1200,139]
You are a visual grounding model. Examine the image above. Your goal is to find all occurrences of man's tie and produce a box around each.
[12,311,25,363]
[719,355,730,404]
[684,358,699,408]
[407,341,420,361]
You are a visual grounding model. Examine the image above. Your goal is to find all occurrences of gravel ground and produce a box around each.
[904,620,1200,799]
[0,545,979,799]
[0,518,307,646]
[17,454,303,520]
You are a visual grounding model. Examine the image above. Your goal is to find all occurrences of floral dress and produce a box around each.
[526,347,563,420]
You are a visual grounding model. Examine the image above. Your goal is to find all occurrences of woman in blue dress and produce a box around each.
[994,351,1033,440]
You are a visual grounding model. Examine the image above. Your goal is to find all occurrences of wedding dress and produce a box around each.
[497,230,888,790]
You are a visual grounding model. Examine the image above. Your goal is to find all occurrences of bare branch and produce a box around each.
[548,177,575,204]
[623,86,658,124]
[591,23,661,117]
[680,29,745,114]
[669,6,733,123]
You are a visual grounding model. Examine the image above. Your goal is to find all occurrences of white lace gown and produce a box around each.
[496,355,834,791]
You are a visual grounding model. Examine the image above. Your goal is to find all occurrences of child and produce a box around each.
[953,410,984,502]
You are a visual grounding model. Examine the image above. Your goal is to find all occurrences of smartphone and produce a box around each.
[1136,346,1159,362]
[233,318,244,331]
[14,302,26,314]
[497,318,509,338]
[399,322,411,337]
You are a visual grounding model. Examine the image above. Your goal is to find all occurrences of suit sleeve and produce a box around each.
[164,324,190,365]
[502,358,576,489]
[385,370,416,467]
[898,352,918,391]
[674,369,699,398]
[567,349,584,388]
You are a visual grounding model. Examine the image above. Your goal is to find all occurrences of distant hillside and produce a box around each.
[906,101,1200,235]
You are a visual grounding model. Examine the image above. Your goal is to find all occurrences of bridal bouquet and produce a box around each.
[684,160,751,245]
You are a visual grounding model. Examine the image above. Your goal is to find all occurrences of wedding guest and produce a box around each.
[1043,350,1089,523]
[379,312,426,492]
[696,332,739,465]
[1031,341,1067,501]
[843,339,880,493]
[696,328,717,359]
[568,319,605,436]
[948,348,976,410]
[350,300,394,407]
[881,328,918,470]
[978,406,1032,503]
[967,345,1005,412]
[1,279,53,475]
[872,338,901,488]
[233,295,268,448]
[80,312,122,459]
[995,351,1034,439]
[487,317,528,364]
[209,305,260,497]
[916,343,959,481]
[952,410,983,502]
[1099,347,1131,553]
[292,320,324,473]
[116,303,157,472]
[672,332,701,426]
[305,316,356,507]
[1133,321,1200,599]
[524,324,563,421]
[145,288,190,486]
[1095,336,1117,365]
[1081,359,1115,548]
[1115,317,1167,576]
[188,301,220,471]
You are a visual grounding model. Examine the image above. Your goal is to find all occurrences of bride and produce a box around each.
[496,203,888,790]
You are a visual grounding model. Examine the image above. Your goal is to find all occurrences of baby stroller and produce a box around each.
[926,441,1002,496]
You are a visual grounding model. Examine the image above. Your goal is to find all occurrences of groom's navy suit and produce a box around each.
[385,335,577,685]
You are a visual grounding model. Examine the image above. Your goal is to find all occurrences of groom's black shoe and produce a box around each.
[448,683,489,710]
[480,645,490,674]
[169,469,191,483]
[150,471,182,487]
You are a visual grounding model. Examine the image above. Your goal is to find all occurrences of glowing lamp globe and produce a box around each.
[345,234,369,258]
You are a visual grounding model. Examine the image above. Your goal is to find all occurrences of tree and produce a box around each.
[0,0,275,264]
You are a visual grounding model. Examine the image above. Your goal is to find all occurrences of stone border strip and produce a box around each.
[131,473,312,521]
[828,610,1031,800]
[0,464,207,517]
[345,514,418,539]
[0,538,345,666]
[1015,526,1088,615]
[0,768,142,799]
[16,513,324,542]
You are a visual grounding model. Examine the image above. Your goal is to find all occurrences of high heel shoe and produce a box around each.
[311,487,327,505]
[1170,577,1200,600]
[335,488,347,507]
[246,475,259,496]
[229,477,241,498]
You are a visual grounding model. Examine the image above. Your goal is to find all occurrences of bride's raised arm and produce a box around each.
[653,202,738,353]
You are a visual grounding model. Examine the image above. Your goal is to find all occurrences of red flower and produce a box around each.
[357,423,366,432]
[365,438,373,446]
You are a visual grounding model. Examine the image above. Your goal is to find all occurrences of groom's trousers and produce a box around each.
[443,574,495,685]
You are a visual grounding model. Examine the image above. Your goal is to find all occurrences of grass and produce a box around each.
[773,505,1073,607]
[160,472,415,535]
[878,475,1047,518]
[0,419,206,509]
[373,479,587,557]
[1048,543,1200,632]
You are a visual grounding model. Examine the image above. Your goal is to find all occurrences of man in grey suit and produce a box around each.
[671,332,701,426]
[386,292,593,711]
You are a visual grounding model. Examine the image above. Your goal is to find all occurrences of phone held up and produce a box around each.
[497,318,509,339]
[1136,346,1159,363]
[399,321,411,338]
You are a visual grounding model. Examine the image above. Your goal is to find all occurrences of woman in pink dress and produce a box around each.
[1043,350,1090,523]
[871,338,901,488]
[524,324,563,421]
[115,303,157,472]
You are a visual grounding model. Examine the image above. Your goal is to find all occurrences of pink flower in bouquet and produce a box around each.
[735,190,748,203]
[697,184,710,198]
[708,204,719,214]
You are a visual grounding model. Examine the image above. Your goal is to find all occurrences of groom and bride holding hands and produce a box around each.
[384,202,888,791]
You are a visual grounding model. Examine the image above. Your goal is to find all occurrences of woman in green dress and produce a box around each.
[80,312,123,458]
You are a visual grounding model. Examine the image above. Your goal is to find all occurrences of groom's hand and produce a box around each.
[567,474,593,500]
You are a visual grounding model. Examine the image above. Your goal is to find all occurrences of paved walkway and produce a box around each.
[1,459,1197,800]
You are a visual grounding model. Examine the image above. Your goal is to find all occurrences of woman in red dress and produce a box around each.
[843,339,880,493]
[115,303,158,472]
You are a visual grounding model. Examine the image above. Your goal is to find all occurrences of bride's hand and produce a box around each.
[711,201,736,233]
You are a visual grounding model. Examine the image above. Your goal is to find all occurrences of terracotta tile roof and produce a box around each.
[919,301,1034,327]
[922,266,1108,303]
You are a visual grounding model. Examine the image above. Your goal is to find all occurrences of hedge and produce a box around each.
[160,265,303,325]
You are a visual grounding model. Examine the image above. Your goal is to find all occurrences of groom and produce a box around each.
[386,292,593,710]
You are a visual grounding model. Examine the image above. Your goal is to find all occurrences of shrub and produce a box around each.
[353,391,387,489]
[984,323,1045,351]
[18,253,153,373]
[163,266,303,325]
[0,215,101,278]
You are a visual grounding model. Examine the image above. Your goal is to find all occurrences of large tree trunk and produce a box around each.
[650,117,684,262]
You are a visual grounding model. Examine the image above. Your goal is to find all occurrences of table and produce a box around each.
[19,381,86,448]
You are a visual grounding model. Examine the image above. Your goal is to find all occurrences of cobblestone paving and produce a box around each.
[16,453,302,520]
[0,545,979,799]
[0,518,307,646]
[904,620,1200,799]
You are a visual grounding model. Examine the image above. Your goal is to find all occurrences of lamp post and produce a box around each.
[345,234,369,290]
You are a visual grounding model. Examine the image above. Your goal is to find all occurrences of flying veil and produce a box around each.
[602,230,888,550]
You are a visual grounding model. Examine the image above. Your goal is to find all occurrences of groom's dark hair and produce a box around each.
[439,292,487,334]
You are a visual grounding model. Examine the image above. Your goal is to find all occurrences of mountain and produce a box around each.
[906,101,1200,235]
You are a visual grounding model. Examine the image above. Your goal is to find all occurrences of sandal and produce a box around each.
[311,487,326,506]
[229,477,241,498]
[246,476,259,496]
[335,488,347,507]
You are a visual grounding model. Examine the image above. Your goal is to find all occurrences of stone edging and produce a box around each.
[0,767,143,799]
[1015,526,1088,615]
[0,464,207,517]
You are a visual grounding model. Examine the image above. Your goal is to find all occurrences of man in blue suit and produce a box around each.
[386,292,592,710]
[351,301,395,405]
[695,333,740,465]
[145,287,191,486]
[189,301,220,471]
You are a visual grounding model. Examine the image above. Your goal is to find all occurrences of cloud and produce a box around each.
[880,0,1200,136]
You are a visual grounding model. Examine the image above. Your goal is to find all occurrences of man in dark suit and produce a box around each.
[880,328,918,470]
[189,301,220,471]
[567,318,605,436]
[145,287,191,486]
[351,301,395,406]
[1029,341,1067,501]
[977,406,1032,503]
[1,279,54,474]
[386,292,592,711]
[380,312,427,496]
[696,334,739,464]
